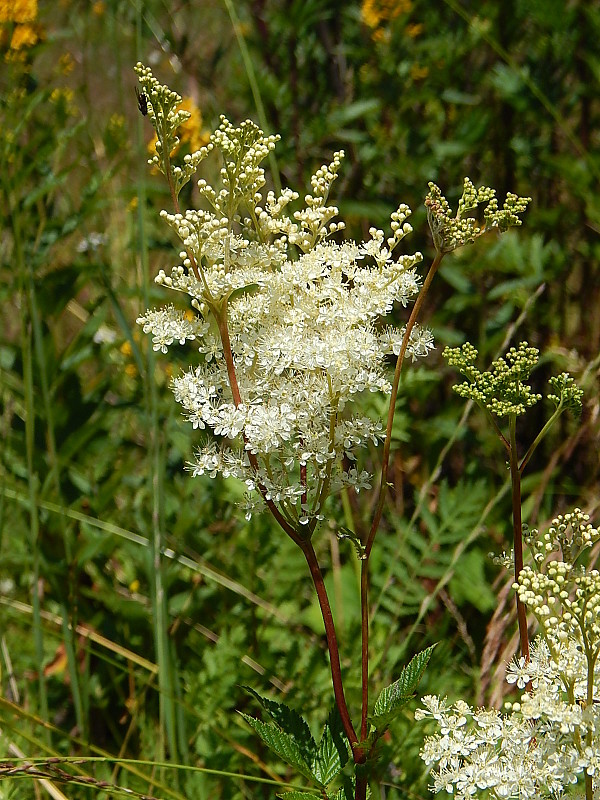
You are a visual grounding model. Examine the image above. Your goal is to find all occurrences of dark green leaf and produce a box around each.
[370,645,436,729]
[242,686,316,764]
[239,713,314,782]
[311,707,349,786]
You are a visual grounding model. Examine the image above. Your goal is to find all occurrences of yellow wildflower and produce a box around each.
[179,96,210,152]
[9,22,38,49]
[406,22,423,38]
[0,0,37,23]
[49,87,77,116]
[410,64,429,81]
[92,0,105,14]
[361,0,411,29]
[59,52,74,73]
[147,95,210,160]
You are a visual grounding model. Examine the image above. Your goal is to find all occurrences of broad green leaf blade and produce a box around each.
[311,707,349,786]
[239,713,314,782]
[242,686,317,763]
[370,645,436,729]
[276,792,320,800]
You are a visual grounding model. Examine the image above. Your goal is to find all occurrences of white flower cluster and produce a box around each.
[134,86,433,528]
[418,510,600,799]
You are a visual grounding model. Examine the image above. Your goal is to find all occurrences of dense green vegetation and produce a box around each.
[1,1,598,798]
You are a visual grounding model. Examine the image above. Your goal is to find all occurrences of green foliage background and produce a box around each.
[0,1,598,798]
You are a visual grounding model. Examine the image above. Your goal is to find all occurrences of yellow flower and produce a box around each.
[92,0,105,14]
[9,22,38,49]
[49,87,77,116]
[59,52,74,74]
[406,22,423,38]
[179,96,210,152]
[410,64,429,81]
[361,0,411,29]
[0,0,37,23]
[372,27,389,43]
[147,95,210,160]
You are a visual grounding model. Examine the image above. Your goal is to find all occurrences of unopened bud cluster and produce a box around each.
[134,61,214,194]
[425,177,530,253]
[443,341,542,417]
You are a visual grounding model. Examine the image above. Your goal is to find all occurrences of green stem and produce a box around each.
[22,311,49,745]
[7,174,50,745]
[26,211,86,740]
[509,415,529,660]
[137,0,179,775]
[519,406,562,474]
[221,0,281,194]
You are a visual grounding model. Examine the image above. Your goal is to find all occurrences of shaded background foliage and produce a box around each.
[1,0,599,798]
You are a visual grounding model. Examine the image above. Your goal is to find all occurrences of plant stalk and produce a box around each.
[509,415,529,660]
[300,540,362,757]
[360,251,443,744]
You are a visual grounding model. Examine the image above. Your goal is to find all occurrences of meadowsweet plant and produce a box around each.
[134,62,531,799]
[418,509,600,800]
[443,342,583,658]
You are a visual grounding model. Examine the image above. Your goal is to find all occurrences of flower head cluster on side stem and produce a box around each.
[425,177,530,254]
[418,509,600,800]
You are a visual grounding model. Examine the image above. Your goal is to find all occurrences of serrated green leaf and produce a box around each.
[370,645,436,729]
[276,792,320,800]
[241,686,317,764]
[311,707,349,786]
[239,713,314,782]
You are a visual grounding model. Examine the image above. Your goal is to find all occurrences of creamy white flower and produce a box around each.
[136,111,433,528]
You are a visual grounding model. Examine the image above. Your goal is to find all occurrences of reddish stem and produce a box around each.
[300,540,363,757]
[359,252,443,743]
[509,417,529,660]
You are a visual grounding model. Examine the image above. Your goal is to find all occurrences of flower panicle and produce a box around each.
[547,372,584,415]
[133,65,431,530]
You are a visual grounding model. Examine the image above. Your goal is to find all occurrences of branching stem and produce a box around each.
[358,251,443,752]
